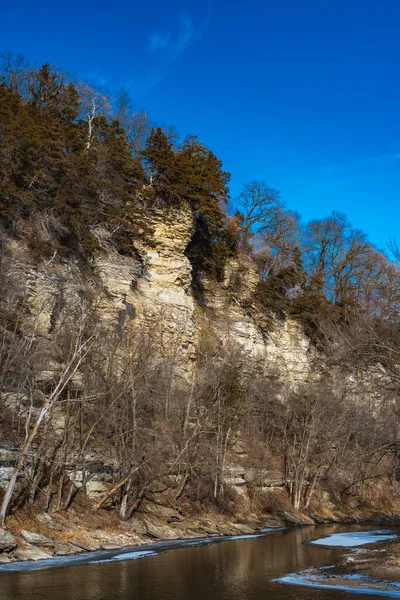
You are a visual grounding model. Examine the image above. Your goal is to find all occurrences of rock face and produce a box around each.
[199,256,309,381]
[0,204,310,495]
[132,205,197,374]
[0,530,18,553]
[14,547,53,561]
[2,203,309,383]
[20,530,54,548]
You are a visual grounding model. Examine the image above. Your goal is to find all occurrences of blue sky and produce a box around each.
[2,0,400,250]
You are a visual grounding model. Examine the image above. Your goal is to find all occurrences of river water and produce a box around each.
[0,524,392,600]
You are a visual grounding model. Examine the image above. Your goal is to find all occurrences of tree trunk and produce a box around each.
[93,466,140,511]
[0,334,94,526]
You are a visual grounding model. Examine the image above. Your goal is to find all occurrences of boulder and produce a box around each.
[36,513,63,531]
[69,540,101,552]
[0,529,18,553]
[198,520,219,535]
[0,467,14,489]
[140,501,184,523]
[129,517,147,535]
[142,518,175,540]
[21,530,54,548]
[54,543,83,556]
[0,554,12,564]
[86,480,110,499]
[232,523,256,535]
[183,529,203,538]
[14,547,53,561]
[217,524,237,536]
[261,514,286,528]
[283,511,314,526]
[100,543,122,550]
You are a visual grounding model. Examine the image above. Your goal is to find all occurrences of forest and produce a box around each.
[1,53,400,528]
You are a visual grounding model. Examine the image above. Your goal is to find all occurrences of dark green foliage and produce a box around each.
[256,246,306,314]
[142,129,239,278]
[0,62,146,262]
[178,136,237,279]
[0,56,237,276]
[141,127,181,202]
[257,264,302,315]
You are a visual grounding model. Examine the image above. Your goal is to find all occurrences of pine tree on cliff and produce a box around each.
[141,127,182,202]
[0,60,146,260]
[142,129,238,279]
[177,135,237,279]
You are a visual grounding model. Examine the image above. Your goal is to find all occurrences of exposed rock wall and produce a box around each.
[2,204,309,382]
[0,205,312,511]
[198,257,309,382]
[131,205,197,373]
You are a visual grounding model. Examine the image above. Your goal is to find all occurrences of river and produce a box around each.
[0,524,392,600]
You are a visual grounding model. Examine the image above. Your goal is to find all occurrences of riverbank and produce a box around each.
[0,523,374,600]
[0,503,291,566]
[3,521,400,599]
[0,528,290,572]
[2,495,400,568]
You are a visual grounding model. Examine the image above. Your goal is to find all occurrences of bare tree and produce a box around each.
[115,88,150,157]
[0,307,97,527]
[235,181,287,243]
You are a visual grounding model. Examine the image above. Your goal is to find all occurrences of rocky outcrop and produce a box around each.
[198,256,309,381]
[20,530,54,548]
[0,530,17,553]
[0,204,310,503]
[130,205,197,374]
[14,547,53,561]
[2,203,309,383]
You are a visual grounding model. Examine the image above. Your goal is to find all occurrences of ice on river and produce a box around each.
[87,549,157,565]
[276,571,400,597]
[310,530,396,547]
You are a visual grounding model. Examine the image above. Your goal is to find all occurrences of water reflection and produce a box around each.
[0,524,387,600]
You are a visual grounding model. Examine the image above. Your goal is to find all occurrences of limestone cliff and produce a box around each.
[2,204,309,382]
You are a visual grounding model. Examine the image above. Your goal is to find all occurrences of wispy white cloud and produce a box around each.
[148,32,171,51]
[148,12,201,58]
[138,5,210,95]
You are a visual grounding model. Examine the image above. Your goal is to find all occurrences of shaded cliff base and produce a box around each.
[2,480,400,566]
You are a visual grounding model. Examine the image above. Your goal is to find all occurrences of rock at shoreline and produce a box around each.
[232,523,256,535]
[14,546,53,561]
[20,530,54,548]
[54,543,83,556]
[283,511,315,526]
[198,521,220,535]
[0,529,18,553]
[69,540,101,552]
[217,524,237,535]
[142,517,176,540]
[129,517,147,535]
[0,554,12,564]
[140,502,184,523]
